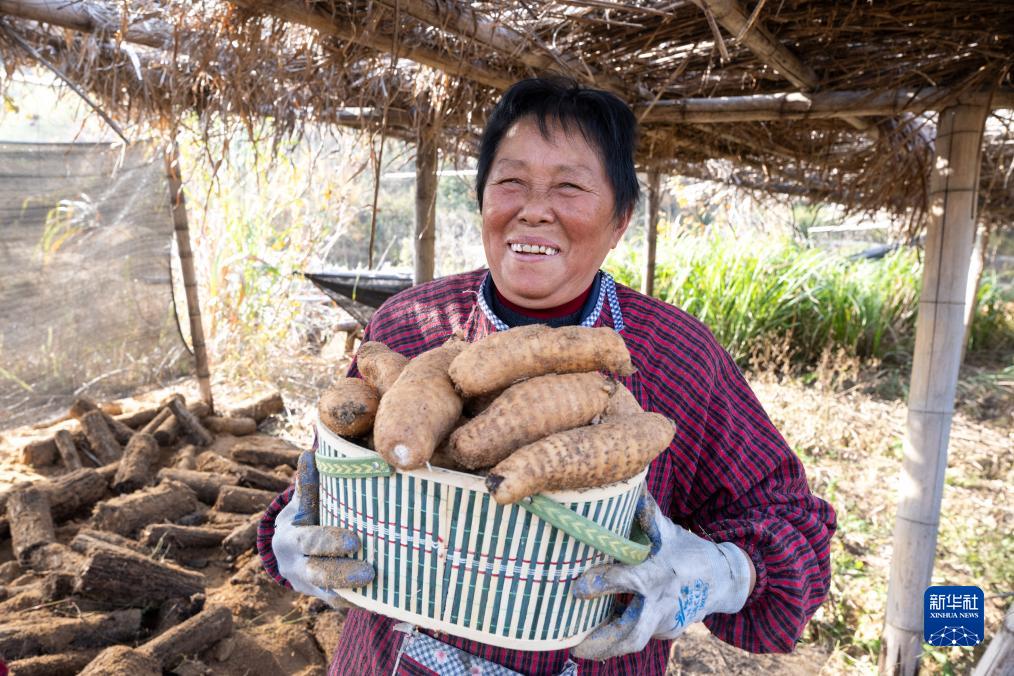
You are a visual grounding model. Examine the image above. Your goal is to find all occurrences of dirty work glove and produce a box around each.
[272,450,374,605]
[571,491,752,662]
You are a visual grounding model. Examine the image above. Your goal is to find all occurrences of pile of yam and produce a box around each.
[318,325,674,504]
[0,390,312,672]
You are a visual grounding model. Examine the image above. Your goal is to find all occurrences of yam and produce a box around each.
[449,325,635,397]
[485,412,674,504]
[449,373,615,470]
[600,382,644,421]
[318,378,380,437]
[356,341,409,396]
[372,339,466,469]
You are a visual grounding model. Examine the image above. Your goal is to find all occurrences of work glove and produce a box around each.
[571,491,753,662]
[272,449,374,605]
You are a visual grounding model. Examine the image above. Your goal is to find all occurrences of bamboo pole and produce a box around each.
[697,0,870,133]
[960,221,989,364]
[165,141,214,412]
[371,0,629,95]
[642,170,661,298]
[414,121,439,285]
[972,606,1014,676]
[879,104,988,676]
[230,0,514,90]
[0,0,172,48]
[636,89,1012,124]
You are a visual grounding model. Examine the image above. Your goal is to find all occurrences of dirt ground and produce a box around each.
[0,326,1009,675]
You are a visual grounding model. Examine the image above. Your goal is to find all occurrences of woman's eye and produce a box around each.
[559,182,583,190]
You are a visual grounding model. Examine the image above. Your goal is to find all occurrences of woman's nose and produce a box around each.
[517,190,554,225]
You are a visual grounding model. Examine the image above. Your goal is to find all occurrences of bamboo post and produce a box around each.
[165,140,214,412]
[879,104,988,676]
[960,221,989,364]
[414,121,439,285]
[972,606,1014,676]
[642,170,661,297]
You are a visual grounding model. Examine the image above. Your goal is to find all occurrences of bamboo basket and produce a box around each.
[314,419,650,650]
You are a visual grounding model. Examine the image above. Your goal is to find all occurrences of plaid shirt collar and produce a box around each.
[475,270,625,333]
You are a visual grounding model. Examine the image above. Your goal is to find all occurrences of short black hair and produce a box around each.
[475,77,639,222]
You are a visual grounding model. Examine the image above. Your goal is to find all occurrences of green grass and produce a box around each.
[605,230,1014,369]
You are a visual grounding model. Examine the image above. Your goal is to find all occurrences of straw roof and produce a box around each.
[1,0,1012,227]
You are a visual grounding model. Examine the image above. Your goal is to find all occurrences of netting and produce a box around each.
[0,141,191,429]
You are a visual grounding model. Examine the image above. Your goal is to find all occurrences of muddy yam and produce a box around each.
[485,412,675,504]
[448,325,635,397]
[449,373,615,470]
[318,378,380,437]
[372,339,466,469]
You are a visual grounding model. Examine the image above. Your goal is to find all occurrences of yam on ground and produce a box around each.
[356,341,408,395]
[7,485,55,565]
[111,432,160,493]
[230,445,300,468]
[78,645,160,676]
[485,412,674,504]
[372,338,466,469]
[203,415,258,436]
[90,480,199,537]
[157,467,235,504]
[74,546,205,605]
[214,485,275,514]
[54,429,82,470]
[6,649,102,676]
[80,410,123,464]
[318,377,380,437]
[449,325,635,397]
[450,373,615,470]
[221,513,261,557]
[225,392,284,422]
[0,609,141,661]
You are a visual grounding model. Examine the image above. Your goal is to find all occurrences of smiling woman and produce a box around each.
[258,77,836,676]
[480,117,630,309]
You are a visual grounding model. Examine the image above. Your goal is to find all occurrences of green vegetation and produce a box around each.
[605,229,1014,369]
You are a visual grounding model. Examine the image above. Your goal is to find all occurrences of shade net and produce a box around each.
[0,141,191,429]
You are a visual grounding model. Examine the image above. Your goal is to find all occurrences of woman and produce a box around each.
[259,78,836,675]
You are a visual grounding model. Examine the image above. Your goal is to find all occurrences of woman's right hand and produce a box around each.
[271,451,374,605]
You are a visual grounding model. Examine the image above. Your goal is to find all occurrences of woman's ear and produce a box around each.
[610,208,634,247]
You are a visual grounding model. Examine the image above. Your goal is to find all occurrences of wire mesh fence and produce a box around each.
[0,140,191,428]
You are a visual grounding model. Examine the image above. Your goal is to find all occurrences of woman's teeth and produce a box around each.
[509,242,559,256]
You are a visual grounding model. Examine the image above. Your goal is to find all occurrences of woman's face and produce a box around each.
[481,117,631,309]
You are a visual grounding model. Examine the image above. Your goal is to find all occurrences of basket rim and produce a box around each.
[315,416,648,502]
[333,591,600,651]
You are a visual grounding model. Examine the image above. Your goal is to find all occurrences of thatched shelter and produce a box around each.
[1,2,1012,674]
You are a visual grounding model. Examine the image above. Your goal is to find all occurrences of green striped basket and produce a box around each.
[315,418,650,650]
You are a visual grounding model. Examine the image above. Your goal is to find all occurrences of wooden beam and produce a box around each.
[698,0,871,132]
[230,0,515,91]
[371,0,629,94]
[414,121,439,284]
[642,170,661,297]
[636,89,1013,123]
[0,0,171,48]
[166,141,214,412]
[698,0,817,89]
[879,103,989,676]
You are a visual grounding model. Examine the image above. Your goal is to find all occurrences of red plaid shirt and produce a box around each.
[258,269,836,674]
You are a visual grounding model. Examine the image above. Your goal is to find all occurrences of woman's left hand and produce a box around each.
[571,493,754,661]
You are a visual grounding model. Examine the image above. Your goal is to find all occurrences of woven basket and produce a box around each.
[315,418,650,650]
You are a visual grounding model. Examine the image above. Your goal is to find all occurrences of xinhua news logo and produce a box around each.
[924,585,984,647]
